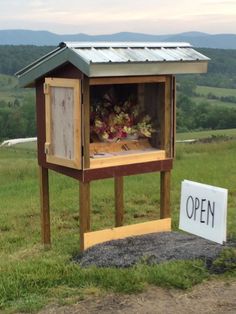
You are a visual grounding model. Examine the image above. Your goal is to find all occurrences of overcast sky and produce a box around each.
[0,0,235,35]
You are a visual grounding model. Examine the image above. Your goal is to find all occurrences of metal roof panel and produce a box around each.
[177,47,209,60]
[72,47,108,63]
[148,48,178,61]
[97,48,128,62]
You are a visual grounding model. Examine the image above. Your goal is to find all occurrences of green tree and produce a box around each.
[178,79,197,96]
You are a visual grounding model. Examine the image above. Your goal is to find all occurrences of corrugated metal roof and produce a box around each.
[16,42,209,87]
[67,42,209,63]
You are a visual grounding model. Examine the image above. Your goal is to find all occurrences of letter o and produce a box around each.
[186,196,194,219]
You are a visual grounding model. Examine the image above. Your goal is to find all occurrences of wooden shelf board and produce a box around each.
[90,149,166,169]
[90,138,152,155]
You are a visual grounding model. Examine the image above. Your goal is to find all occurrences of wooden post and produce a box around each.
[114,176,124,227]
[39,166,51,247]
[160,171,171,219]
[79,181,91,251]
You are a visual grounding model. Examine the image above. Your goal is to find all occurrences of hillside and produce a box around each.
[0,46,236,81]
[0,30,236,49]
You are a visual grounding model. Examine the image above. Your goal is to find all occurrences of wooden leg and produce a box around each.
[114,176,124,227]
[39,166,51,247]
[160,171,171,219]
[79,181,90,251]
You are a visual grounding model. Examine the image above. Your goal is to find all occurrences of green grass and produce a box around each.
[191,86,236,109]
[196,86,236,98]
[191,95,236,108]
[176,128,236,141]
[0,135,236,312]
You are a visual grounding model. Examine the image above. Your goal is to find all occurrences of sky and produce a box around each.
[0,0,235,35]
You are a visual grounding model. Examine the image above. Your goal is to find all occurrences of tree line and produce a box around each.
[0,95,36,139]
[0,45,55,75]
[176,94,236,132]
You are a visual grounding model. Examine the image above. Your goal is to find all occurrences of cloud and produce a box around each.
[0,0,235,35]
[29,0,44,7]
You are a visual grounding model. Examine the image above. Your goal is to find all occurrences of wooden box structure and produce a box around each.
[17,42,209,250]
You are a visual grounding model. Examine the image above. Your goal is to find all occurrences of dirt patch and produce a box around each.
[38,279,236,314]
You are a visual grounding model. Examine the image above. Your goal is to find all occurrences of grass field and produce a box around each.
[191,86,236,108]
[191,96,236,108]
[196,86,236,98]
[176,128,236,140]
[0,131,236,312]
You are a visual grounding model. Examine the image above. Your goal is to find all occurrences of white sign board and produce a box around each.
[179,180,227,244]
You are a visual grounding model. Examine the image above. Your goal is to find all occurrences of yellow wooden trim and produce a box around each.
[45,77,80,88]
[45,82,52,158]
[90,150,166,169]
[44,77,82,169]
[73,78,82,169]
[89,75,166,86]
[46,155,79,168]
[84,218,171,250]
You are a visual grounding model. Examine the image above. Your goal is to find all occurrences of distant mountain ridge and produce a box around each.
[0,29,236,49]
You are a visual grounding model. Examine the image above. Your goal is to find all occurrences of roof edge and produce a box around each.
[61,41,192,48]
[15,46,63,77]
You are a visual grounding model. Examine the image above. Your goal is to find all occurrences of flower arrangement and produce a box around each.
[90,89,155,142]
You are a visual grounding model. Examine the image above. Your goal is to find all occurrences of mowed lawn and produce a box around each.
[0,131,236,312]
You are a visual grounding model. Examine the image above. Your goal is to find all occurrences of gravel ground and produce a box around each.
[75,231,231,268]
